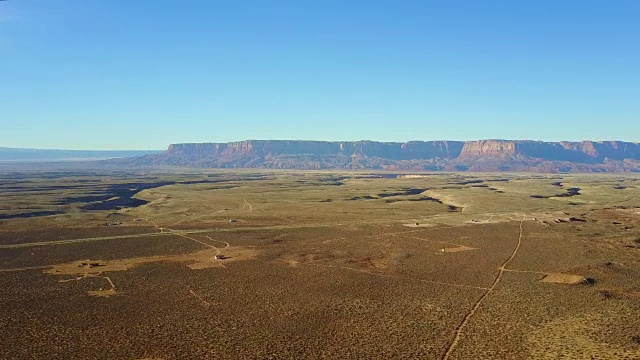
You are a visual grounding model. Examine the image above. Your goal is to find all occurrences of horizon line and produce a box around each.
[2,138,639,152]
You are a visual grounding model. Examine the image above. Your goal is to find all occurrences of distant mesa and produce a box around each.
[104,139,640,173]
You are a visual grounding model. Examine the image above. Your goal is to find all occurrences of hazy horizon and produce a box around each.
[3,137,640,152]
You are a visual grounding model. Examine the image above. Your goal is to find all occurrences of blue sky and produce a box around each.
[1,1,639,150]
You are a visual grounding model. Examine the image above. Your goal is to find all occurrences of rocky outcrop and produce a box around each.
[459,140,640,164]
[106,140,640,173]
[459,140,517,157]
[166,140,464,162]
[559,141,640,160]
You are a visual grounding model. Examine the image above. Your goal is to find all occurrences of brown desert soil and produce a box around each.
[1,171,639,359]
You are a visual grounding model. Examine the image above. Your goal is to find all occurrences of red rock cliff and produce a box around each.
[459,140,517,157]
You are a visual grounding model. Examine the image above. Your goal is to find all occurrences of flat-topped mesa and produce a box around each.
[459,140,517,157]
[166,140,464,160]
[559,141,640,160]
[399,141,465,159]
[233,140,346,156]
[166,141,341,160]
[458,140,640,162]
[112,139,640,172]
[343,140,463,159]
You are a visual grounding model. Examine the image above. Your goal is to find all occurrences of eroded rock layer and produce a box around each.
[108,140,640,172]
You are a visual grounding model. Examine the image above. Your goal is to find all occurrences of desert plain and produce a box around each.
[1,169,639,359]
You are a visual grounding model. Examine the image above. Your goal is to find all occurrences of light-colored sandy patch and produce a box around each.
[403,212,529,228]
[44,247,258,276]
[396,174,431,179]
[438,245,476,253]
[540,273,585,284]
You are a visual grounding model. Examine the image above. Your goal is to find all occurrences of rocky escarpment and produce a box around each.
[459,140,517,157]
[459,140,640,162]
[107,140,640,173]
[165,140,464,160]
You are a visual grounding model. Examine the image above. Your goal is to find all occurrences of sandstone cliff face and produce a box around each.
[559,141,640,160]
[168,140,464,160]
[459,140,517,157]
[111,139,640,173]
[458,140,640,163]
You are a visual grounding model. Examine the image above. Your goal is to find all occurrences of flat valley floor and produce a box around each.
[1,169,640,359]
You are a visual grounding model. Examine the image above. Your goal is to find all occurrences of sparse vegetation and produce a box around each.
[1,170,640,359]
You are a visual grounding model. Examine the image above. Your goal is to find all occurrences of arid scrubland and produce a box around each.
[1,170,639,359]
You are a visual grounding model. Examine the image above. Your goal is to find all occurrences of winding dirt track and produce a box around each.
[441,214,526,360]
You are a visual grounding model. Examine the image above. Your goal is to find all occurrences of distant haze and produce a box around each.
[0,147,162,162]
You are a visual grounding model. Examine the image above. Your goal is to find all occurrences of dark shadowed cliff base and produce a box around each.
[105,140,640,173]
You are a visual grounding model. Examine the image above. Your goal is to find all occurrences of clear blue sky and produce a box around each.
[1,1,639,150]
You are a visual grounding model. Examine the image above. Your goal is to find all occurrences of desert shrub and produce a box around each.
[581,277,596,286]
